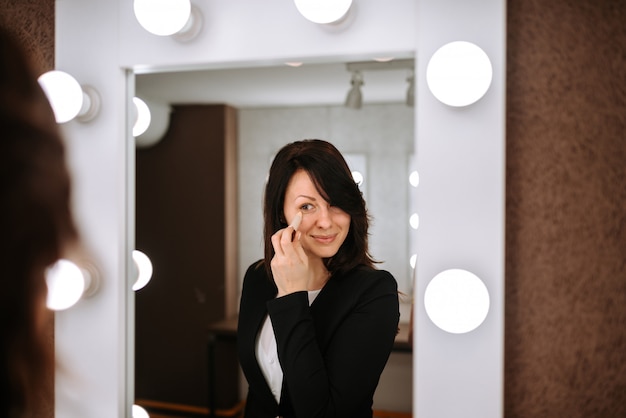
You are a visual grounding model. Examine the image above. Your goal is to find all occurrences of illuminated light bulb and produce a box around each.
[38,71,84,123]
[409,213,419,229]
[46,259,86,311]
[424,269,490,334]
[133,0,191,36]
[409,254,417,269]
[134,99,172,148]
[133,97,151,137]
[426,41,493,107]
[132,404,150,418]
[352,170,364,186]
[132,250,153,291]
[409,170,420,187]
[294,0,353,24]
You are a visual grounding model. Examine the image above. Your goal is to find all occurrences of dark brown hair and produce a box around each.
[262,139,375,278]
[0,25,77,417]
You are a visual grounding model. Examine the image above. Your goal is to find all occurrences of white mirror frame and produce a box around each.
[54,0,504,417]
[415,1,506,417]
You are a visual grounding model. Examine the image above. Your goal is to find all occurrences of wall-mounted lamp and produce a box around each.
[37,70,100,124]
[344,71,363,109]
[426,41,493,107]
[345,58,415,109]
[132,249,153,291]
[424,269,490,334]
[294,0,353,24]
[46,259,100,311]
[133,0,203,42]
[132,97,172,148]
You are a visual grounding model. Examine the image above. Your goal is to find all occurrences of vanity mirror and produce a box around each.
[132,58,415,415]
[51,1,506,417]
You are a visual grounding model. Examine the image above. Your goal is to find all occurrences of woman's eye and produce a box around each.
[300,203,315,213]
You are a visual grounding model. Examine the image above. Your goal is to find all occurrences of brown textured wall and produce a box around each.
[0,1,55,418]
[505,0,626,416]
[0,0,55,73]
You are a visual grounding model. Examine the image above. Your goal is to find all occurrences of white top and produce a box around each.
[256,289,322,403]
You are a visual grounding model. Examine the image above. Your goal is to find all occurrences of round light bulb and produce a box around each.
[352,170,364,186]
[46,259,86,310]
[294,0,352,24]
[424,269,490,334]
[409,254,417,269]
[38,71,84,123]
[409,170,420,187]
[132,250,153,291]
[426,41,493,107]
[132,404,150,418]
[409,213,420,230]
[133,97,151,137]
[133,0,191,36]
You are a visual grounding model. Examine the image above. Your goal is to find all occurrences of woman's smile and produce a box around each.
[311,233,338,244]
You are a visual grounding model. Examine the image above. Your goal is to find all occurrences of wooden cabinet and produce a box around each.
[135,105,239,413]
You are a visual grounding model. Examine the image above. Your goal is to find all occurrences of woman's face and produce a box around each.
[282,169,351,260]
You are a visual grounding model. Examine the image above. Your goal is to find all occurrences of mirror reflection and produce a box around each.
[133,59,414,417]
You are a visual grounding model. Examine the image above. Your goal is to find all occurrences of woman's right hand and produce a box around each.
[270,212,310,296]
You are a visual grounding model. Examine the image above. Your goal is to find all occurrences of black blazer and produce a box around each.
[237,261,400,418]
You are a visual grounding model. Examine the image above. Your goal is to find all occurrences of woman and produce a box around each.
[237,139,400,417]
[0,26,78,417]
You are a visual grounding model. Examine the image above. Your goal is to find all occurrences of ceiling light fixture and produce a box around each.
[345,58,415,109]
[406,69,415,107]
[344,70,363,109]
